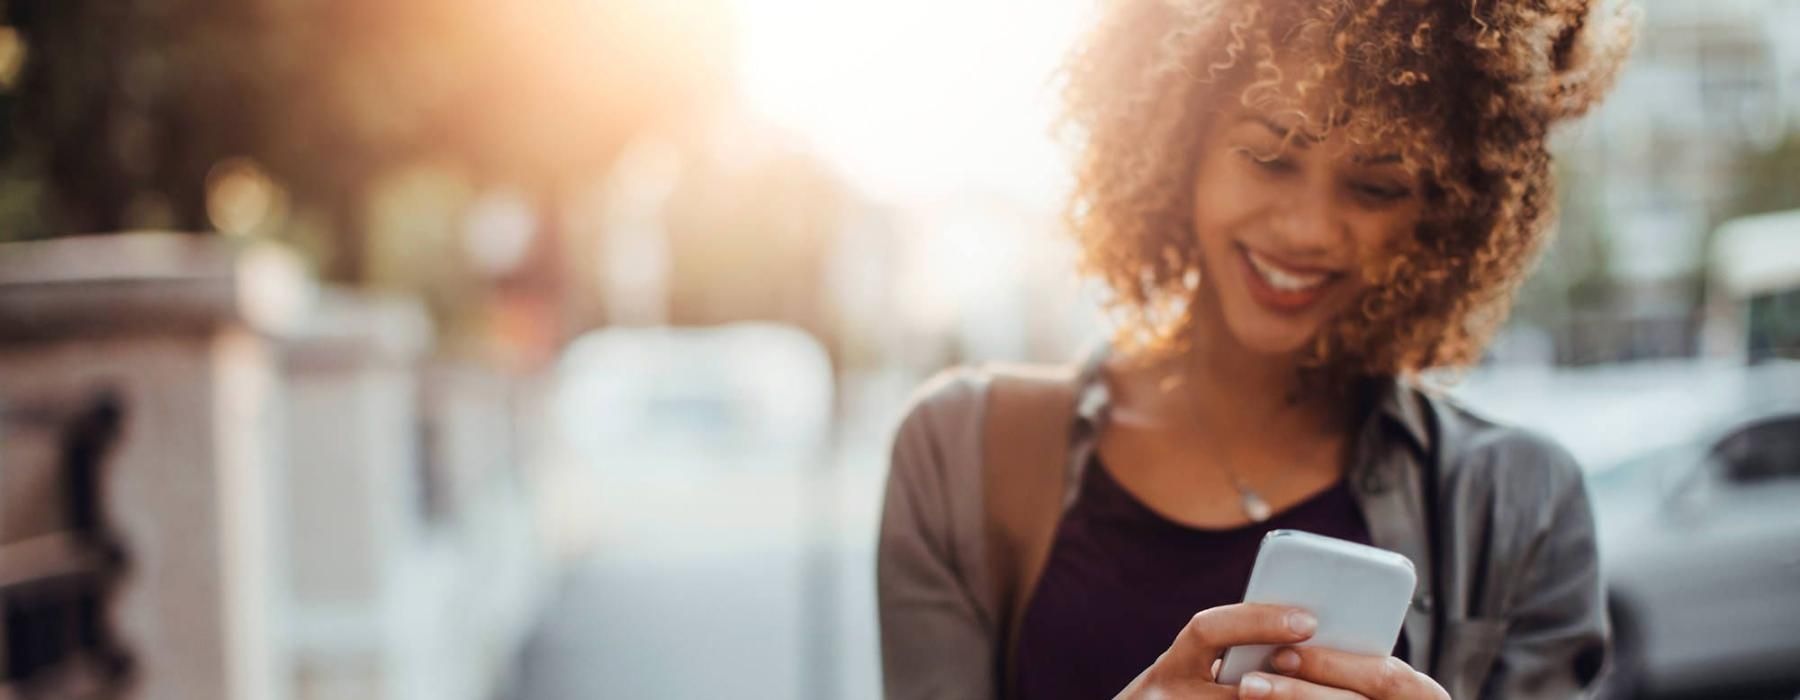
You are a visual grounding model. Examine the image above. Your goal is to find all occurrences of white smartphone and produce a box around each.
[1214,529,1417,685]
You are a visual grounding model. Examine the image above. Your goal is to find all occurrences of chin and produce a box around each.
[1228,323,1316,356]
[1219,302,1325,356]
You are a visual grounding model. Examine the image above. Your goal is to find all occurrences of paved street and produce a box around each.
[501,452,890,700]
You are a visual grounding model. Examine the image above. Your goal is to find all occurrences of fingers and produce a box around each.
[1160,604,1317,681]
[1114,665,1236,700]
[1236,672,1368,700]
[1266,647,1449,700]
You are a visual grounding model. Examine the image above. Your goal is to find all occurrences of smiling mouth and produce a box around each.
[1237,244,1342,312]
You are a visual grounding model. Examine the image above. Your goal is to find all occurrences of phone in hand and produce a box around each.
[1215,529,1417,685]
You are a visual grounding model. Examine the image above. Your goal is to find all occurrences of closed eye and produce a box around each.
[1351,181,1411,203]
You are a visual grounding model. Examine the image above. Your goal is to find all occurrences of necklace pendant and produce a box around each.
[1241,490,1273,523]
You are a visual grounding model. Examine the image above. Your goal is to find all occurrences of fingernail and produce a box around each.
[1286,611,1317,635]
[1240,674,1272,699]
[1272,648,1301,673]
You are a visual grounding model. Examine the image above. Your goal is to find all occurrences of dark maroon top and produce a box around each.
[1014,457,1407,700]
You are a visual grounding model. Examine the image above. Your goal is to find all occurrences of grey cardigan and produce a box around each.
[877,359,1608,699]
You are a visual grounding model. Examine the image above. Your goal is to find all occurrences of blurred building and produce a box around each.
[586,113,1102,382]
[0,234,582,700]
[1545,0,1800,364]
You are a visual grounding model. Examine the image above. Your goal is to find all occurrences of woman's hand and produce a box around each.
[1113,603,1449,700]
[1235,645,1448,700]
[1115,603,1317,699]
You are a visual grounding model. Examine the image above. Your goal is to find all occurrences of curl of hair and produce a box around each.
[1059,0,1636,378]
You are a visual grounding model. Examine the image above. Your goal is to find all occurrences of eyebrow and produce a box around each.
[1241,115,1310,148]
[1239,115,1405,165]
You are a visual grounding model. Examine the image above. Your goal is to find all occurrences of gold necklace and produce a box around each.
[1225,469,1275,523]
[1162,371,1295,524]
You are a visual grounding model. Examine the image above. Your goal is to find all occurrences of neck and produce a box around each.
[1172,292,1349,441]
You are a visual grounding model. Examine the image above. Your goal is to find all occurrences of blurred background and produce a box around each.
[0,0,1794,699]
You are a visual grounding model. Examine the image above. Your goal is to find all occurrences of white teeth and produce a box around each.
[1245,250,1329,292]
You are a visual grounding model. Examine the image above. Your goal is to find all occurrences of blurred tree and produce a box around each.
[661,125,855,365]
[0,0,731,279]
[0,0,734,361]
[1716,130,1800,221]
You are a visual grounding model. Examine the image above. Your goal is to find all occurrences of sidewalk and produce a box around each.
[497,468,887,700]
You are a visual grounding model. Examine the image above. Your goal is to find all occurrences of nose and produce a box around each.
[1268,182,1344,257]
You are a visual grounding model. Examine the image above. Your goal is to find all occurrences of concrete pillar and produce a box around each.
[278,291,443,700]
[0,232,311,700]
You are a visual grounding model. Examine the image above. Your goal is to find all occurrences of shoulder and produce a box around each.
[892,367,990,452]
[891,361,1083,461]
[1419,390,1589,522]
[885,367,992,501]
[903,366,990,420]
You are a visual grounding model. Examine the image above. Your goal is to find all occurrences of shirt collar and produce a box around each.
[1371,374,1432,456]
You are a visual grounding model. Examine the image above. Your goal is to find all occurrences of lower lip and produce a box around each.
[1237,245,1335,314]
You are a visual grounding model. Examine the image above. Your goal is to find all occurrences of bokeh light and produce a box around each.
[205,157,284,236]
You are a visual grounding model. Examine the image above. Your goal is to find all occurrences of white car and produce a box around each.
[1454,359,1800,699]
[1588,404,1800,700]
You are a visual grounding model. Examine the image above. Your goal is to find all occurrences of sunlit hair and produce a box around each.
[1060,0,1636,378]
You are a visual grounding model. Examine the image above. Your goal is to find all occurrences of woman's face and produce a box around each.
[1189,105,1424,356]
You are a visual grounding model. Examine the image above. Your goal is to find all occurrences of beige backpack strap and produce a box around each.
[981,364,1079,699]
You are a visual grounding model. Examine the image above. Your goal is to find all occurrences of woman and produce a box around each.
[878,0,1635,698]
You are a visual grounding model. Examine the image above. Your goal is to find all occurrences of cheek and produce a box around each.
[1346,209,1420,275]
[1191,161,1266,243]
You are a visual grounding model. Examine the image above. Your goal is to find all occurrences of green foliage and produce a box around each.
[1719,130,1800,221]
[0,0,729,282]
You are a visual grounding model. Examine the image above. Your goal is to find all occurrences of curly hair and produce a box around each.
[1060,0,1636,378]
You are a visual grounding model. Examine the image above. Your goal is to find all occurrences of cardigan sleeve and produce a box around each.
[1480,437,1608,699]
